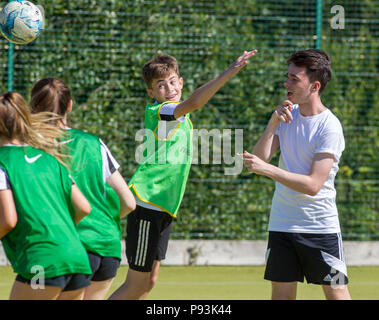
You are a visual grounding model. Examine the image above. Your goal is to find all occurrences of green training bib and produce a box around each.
[129,102,193,217]
[65,129,121,259]
[0,146,91,280]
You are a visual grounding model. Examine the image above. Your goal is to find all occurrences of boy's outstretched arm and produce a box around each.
[173,50,258,119]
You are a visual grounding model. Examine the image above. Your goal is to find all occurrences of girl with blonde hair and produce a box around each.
[31,78,136,300]
[0,92,92,300]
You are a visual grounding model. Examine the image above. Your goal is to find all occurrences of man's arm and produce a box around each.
[173,50,258,119]
[252,116,280,163]
[243,152,334,196]
[252,100,293,162]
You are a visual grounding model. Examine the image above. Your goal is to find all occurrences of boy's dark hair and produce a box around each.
[287,49,332,94]
[142,55,179,88]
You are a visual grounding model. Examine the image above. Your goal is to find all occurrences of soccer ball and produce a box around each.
[0,1,44,45]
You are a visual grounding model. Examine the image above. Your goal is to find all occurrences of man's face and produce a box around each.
[147,72,183,104]
[284,63,316,104]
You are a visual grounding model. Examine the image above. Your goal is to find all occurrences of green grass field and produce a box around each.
[0,265,378,300]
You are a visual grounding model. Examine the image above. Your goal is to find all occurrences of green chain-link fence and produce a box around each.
[1,0,378,240]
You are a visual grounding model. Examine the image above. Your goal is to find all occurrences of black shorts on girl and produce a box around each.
[125,205,172,272]
[16,273,91,291]
[87,251,120,281]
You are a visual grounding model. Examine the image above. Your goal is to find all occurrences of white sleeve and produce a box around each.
[159,102,185,122]
[100,139,120,182]
[315,114,345,162]
[316,130,345,162]
[0,168,11,190]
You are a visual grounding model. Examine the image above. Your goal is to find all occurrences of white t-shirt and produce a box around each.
[269,104,345,233]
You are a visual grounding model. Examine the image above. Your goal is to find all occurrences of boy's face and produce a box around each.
[147,72,183,104]
[284,63,319,104]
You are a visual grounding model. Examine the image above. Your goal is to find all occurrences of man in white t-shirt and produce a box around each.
[242,49,351,300]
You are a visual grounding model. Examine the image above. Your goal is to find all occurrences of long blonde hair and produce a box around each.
[0,92,68,164]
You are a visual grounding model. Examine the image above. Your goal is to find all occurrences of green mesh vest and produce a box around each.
[65,129,121,259]
[0,146,91,279]
[129,101,193,217]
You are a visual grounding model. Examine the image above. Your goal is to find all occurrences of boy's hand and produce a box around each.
[228,50,258,75]
[173,49,257,119]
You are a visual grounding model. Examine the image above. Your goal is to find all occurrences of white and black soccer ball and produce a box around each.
[0,0,44,45]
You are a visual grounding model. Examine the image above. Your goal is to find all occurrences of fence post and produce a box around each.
[6,0,14,92]
[7,42,14,92]
[315,0,323,49]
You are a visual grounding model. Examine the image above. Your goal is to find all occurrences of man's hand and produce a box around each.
[242,151,268,175]
[273,100,293,124]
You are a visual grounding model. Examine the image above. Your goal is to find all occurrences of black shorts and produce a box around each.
[264,231,349,286]
[125,205,173,272]
[87,252,121,281]
[16,273,91,292]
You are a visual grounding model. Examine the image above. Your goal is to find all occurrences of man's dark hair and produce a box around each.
[288,49,332,94]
